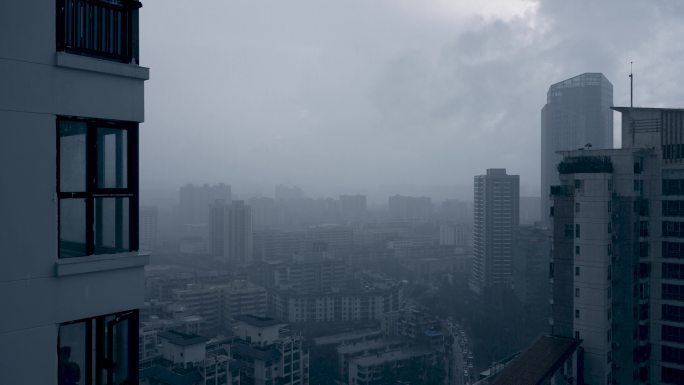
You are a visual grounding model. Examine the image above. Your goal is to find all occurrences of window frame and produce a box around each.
[58,310,139,385]
[57,117,139,258]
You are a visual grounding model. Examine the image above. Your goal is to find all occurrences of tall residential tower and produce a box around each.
[542,73,613,228]
[550,107,684,385]
[470,169,520,294]
[0,1,149,383]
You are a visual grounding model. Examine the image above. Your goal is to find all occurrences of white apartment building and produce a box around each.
[550,107,684,385]
[0,1,149,384]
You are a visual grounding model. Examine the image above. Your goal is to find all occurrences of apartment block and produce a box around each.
[0,1,149,384]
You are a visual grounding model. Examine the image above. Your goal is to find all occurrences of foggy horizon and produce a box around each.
[140,0,684,196]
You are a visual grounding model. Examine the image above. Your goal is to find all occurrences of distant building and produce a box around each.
[253,229,306,261]
[513,225,550,323]
[140,205,159,252]
[339,194,367,222]
[210,200,253,264]
[179,183,232,225]
[388,195,433,221]
[307,224,355,250]
[470,169,520,294]
[519,196,541,225]
[541,73,613,228]
[232,315,310,385]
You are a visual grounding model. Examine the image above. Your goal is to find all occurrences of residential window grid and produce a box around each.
[58,118,139,258]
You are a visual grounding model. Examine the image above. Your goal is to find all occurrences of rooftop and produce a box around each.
[612,106,684,112]
[351,347,433,367]
[158,330,209,347]
[491,335,580,385]
[235,314,285,328]
[314,328,382,346]
[232,342,281,362]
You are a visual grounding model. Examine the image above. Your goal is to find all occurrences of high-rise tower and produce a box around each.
[551,107,684,385]
[0,1,149,383]
[470,169,520,294]
[542,73,613,228]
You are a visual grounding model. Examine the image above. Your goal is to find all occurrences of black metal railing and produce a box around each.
[57,0,141,63]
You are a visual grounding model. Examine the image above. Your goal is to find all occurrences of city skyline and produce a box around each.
[138,1,684,194]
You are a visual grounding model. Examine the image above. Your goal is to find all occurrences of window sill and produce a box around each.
[56,252,149,277]
[55,52,150,80]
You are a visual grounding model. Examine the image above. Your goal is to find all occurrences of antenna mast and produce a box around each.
[629,61,633,107]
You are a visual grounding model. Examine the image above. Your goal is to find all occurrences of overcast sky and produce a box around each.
[139,0,684,200]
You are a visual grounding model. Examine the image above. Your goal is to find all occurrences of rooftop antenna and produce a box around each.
[629,61,634,107]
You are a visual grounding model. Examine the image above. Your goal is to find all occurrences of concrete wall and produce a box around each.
[0,1,148,384]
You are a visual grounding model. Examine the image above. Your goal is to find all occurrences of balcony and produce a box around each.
[57,0,142,63]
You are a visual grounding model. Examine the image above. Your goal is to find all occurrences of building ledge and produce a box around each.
[56,252,150,277]
[55,52,150,80]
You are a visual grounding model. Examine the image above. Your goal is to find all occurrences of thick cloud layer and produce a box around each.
[140,0,684,199]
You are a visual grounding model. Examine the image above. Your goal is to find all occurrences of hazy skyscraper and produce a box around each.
[210,200,253,264]
[470,169,520,294]
[541,73,613,228]
[179,183,231,225]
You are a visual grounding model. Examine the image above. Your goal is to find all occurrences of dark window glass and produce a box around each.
[663,284,684,301]
[59,199,87,257]
[663,263,684,280]
[663,241,684,258]
[663,325,684,343]
[58,118,138,258]
[59,121,87,192]
[663,366,684,383]
[662,345,684,365]
[58,310,138,385]
[663,304,684,322]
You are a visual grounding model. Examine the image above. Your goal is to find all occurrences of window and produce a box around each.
[663,325,684,343]
[58,310,138,385]
[58,118,138,258]
[575,224,580,238]
[56,0,142,63]
[663,284,684,301]
[576,266,580,276]
[608,222,612,234]
[574,179,583,190]
[663,200,684,217]
[663,241,684,258]
[575,245,580,255]
[663,263,684,280]
[564,224,574,239]
[575,331,580,339]
[575,288,580,298]
[640,242,650,258]
[662,345,684,365]
[575,202,580,213]
[663,179,684,195]
[575,309,580,319]
[639,221,649,237]
[663,221,684,237]
[662,305,684,322]
[662,366,684,384]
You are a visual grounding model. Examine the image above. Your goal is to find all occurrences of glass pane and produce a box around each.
[59,121,87,192]
[111,316,130,385]
[59,322,85,385]
[95,197,129,254]
[97,128,127,189]
[60,199,87,258]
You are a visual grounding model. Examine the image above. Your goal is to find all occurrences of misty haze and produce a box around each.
[2,1,684,385]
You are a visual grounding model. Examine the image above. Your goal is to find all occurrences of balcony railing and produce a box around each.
[57,0,142,63]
